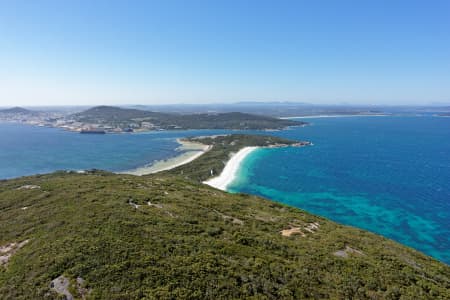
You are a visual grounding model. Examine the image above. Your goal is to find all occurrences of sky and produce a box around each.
[1,0,450,106]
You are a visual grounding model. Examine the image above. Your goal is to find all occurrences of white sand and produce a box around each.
[203,147,259,191]
[121,139,211,176]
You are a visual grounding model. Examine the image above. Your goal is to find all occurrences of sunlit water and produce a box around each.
[229,116,450,264]
[1,117,449,264]
[0,123,233,179]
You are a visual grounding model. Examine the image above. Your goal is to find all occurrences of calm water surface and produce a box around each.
[0,123,233,179]
[229,116,450,264]
[1,117,449,264]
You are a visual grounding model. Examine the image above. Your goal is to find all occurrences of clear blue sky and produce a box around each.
[1,0,449,106]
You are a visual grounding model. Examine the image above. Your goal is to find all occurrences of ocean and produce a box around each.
[1,117,449,264]
[229,116,450,264]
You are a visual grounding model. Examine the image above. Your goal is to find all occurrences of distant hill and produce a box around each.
[0,135,449,299]
[0,107,35,115]
[123,103,392,117]
[71,105,304,130]
[71,105,169,122]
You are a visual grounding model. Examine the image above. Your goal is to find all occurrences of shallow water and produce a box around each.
[0,123,233,179]
[229,116,450,264]
[1,118,449,264]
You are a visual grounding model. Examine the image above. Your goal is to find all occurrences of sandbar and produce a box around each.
[203,146,259,191]
[121,139,211,175]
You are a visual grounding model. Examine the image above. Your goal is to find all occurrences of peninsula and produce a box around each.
[68,106,305,132]
[167,134,310,182]
[121,139,212,176]
[0,106,305,133]
[1,134,449,299]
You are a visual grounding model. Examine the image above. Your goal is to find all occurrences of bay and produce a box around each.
[229,116,450,264]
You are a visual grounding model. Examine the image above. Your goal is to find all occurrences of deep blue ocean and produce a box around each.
[229,116,450,264]
[1,117,449,264]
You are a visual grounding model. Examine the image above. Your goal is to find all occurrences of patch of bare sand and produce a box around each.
[280,227,306,237]
[280,222,320,237]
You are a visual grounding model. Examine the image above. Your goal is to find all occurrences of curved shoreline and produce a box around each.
[203,146,259,191]
[120,139,211,176]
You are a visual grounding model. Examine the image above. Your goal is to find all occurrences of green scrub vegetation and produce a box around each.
[0,135,449,299]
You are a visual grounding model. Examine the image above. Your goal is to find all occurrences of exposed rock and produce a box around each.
[0,239,29,266]
[16,185,40,190]
[76,277,91,299]
[280,222,320,237]
[222,215,244,225]
[334,245,365,258]
[50,275,73,300]
[304,222,320,233]
[253,214,278,223]
[128,199,140,209]
[147,201,163,209]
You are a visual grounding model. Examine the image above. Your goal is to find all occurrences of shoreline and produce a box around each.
[203,146,259,191]
[120,139,211,176]
[280,114,390,119]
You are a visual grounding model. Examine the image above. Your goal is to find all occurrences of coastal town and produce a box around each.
[0,106,168,133]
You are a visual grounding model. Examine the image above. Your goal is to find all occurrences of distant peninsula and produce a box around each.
[0,105,306,132]
[69,106,305,132]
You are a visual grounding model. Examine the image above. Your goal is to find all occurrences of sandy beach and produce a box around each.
[203,146,259,191]
[121,139,211,176]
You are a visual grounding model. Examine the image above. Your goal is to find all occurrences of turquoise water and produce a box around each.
[1,118,449,264]
[229,116,450,264]
[0,123,235,179]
